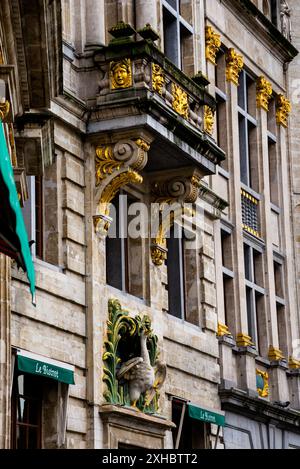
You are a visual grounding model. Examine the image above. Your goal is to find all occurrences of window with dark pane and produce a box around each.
[11,373,42,449]
[106,193,144,299]
[243,242,265,351]
[238,70,258,191]
[162,0,193,72]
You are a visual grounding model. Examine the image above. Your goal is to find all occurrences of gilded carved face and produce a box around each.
[110,59,132,89]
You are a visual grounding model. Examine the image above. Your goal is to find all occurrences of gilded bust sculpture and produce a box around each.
[110,58,132,89]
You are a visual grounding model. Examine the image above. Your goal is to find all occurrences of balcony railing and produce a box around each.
[241,189,260,238]
[93,22,225,170]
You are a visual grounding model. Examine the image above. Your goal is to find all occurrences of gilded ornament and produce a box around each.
[95,145,123,185]
[236,332,254,347]
[217,323,232,338]
[110,58,132,89]
[205,26,221,65]
[135,138,150,152]
[0,100,10,121]
[226,48,244,86]
[150,171,201,266]
[152,63,165,95]
[151,244,168,266]
[171,83,189,119]
[103,299,166,413]
[204,105,215,135]
[276,94,291,128]
[289,357,300,369]
[256,77,273,111]
[268,345,285,361]
[256,369,269,398]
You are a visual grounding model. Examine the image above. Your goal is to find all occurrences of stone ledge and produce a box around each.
[99,404,175,430]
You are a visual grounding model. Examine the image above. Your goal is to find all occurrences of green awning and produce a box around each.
[188,404,225,427]
[0,121,35,303]
[17,350,75,385]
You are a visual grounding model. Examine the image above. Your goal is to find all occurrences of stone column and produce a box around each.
[135,0,158,32]
[85,0,105,50]
[0,255,11,449]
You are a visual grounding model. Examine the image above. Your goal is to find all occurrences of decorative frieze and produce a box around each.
[276,94,291,128]
[205,26,221,65]
[204,105,215,135]
[256,369,269,398]
[226,48,244,86]
[256,76,273,111]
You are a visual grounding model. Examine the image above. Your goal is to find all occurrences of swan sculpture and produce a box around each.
[116,323,166,409]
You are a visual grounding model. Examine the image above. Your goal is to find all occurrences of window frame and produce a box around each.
[238,70,258,189]
[243,237,265,350]
[162,0,193,70]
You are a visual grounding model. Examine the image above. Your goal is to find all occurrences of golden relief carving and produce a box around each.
[205,26,221,65]
[276,94,291,128]
[94,138,150,235]
[152,63,165,95]
[171,83,189,119]
[226,48,244,86]
[95,139,150,186]
[289,357,300,369]
[217,323,232,338]
[236,332,254,347]
[135,138,150,152]
[95,145,123,184]
[204,105,215,135]
[8,124,17,168]
[256,77,273,111]
[150,171,201,266]
[256,369,269,398]
[110,58,132,89]
[0,100,10,121]
[95,169,143,235]
[268,345,285,361]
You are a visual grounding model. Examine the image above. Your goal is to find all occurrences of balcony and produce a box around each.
[91,22,225,176]
[241,189,260,238]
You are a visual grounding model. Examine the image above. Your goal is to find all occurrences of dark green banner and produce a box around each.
[17,355,75,385]
[188,404,225,427]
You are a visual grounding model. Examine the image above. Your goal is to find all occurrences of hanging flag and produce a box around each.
[0,120,36,304]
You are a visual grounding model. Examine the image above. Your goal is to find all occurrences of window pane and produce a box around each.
[106,195,123,290]
[126,196,144,299]
[244,244,251,281]
[246,286,254,340]
[253,249,263,287]
[167,226,184,319]
[163,7,179,67]
[165,0,177,9]
[239,115,249,185]
[238,72,246,109]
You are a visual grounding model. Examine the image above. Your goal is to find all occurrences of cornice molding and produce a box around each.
[217,0,298,63]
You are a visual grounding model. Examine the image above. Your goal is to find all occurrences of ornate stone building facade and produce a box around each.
[0,0,300,450]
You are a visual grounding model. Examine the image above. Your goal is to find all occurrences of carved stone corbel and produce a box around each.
[150,169,202,265]
[94,137,151,235]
